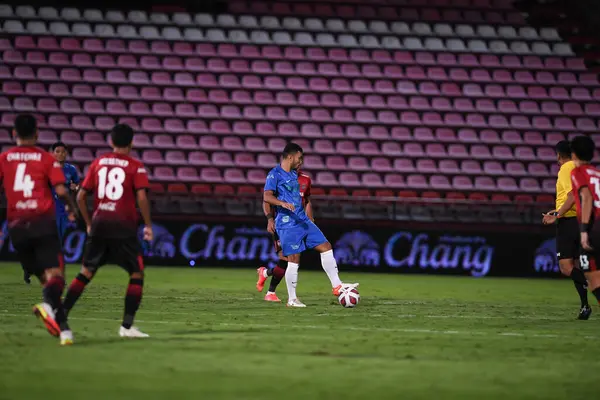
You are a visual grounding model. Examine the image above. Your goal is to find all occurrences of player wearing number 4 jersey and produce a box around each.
[62,124,154,338]
[569,135,600,308]
[0,114,77,346]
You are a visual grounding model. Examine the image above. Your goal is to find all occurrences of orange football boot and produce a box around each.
[256,267,268,292]
[264,292,281,302]
[33,303,60,337]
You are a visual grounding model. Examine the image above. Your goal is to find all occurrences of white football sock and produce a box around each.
[321,250,342,288]
[285,262,299,300]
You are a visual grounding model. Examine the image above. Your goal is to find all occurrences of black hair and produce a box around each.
[282,142,303,158]
[14,114,37,139]
[555,140,571,159]
[51,141,68,152]
[110,123,134,148]
[570,136,595,162]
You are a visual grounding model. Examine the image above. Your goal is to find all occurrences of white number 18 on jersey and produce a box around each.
[97,166,125,201]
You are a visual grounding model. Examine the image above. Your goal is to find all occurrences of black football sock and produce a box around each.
[63,273,91,314]
[23,270,31,284]
[43,276,70,331]
[122,278,144,329]
[268,260,287,292]
[593,287,600,304]
[570,268,589,307]
[266,268,274,277]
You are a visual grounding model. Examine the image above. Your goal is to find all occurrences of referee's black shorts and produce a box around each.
[556,217,579,260]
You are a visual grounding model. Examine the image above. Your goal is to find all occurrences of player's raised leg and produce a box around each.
[307,221,359,296]
[257,261,286,302]
[266,259,286,301]
[256,235,286,302]
[35,265,73,345]
[24,235,74,346]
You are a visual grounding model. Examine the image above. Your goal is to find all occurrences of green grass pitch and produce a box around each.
[0,263,598,400]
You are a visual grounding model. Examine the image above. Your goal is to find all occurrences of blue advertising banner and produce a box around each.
[0,218,560,278]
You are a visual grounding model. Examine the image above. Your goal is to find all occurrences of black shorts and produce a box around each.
[583,223,600,272]
[579,251,597,272]
[556,217,580,260]
[9,227,63,276]
[82,235,144,274]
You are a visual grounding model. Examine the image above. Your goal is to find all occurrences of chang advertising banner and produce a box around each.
[0,218,559,278]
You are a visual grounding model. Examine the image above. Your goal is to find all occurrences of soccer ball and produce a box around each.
[338,288,360,308]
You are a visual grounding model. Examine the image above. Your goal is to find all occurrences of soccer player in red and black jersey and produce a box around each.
[62,124,153,338]
[256,170,313,302]
[569,135,600,306]
[0,114,77,345]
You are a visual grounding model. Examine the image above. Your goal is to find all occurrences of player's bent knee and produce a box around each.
[558,259,574,276]
[315,242,332,253]
[43,267,63,283]
[287,254,301,264]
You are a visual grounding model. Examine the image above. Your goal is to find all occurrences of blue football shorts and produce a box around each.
[277,221,327,257]
[56,215,69,244]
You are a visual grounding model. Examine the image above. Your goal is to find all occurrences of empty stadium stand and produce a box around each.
[0,1,598,221]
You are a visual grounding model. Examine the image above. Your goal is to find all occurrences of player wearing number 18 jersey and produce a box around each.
[0,114,76,345]
[569,135,600,307]
[62,124,154,338]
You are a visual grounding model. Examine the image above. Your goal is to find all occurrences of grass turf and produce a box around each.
[0,263,598,400]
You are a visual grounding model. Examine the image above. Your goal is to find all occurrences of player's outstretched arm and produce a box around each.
[76,188,92,233]
[136,189,153,242]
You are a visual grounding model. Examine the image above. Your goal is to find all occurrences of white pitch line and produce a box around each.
[0,313,594,340]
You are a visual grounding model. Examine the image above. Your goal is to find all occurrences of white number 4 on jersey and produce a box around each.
[13,163,34,198]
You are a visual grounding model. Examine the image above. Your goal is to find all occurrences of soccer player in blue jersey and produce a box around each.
[51,142,79,240]
[24,142,79,284]
[263,143,358,307]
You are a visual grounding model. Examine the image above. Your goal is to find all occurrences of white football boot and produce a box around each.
[286,298,307,308]
[119,326,150,338]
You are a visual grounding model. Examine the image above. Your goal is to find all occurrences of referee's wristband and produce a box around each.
[580,223,590,233]
[266,215,274,220]
[548,211,559,217]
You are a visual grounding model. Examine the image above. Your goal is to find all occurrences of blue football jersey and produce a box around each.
[264,165,309,230]
[53,162,79,216]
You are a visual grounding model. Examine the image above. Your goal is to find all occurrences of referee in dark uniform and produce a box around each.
[543,141,591,319]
